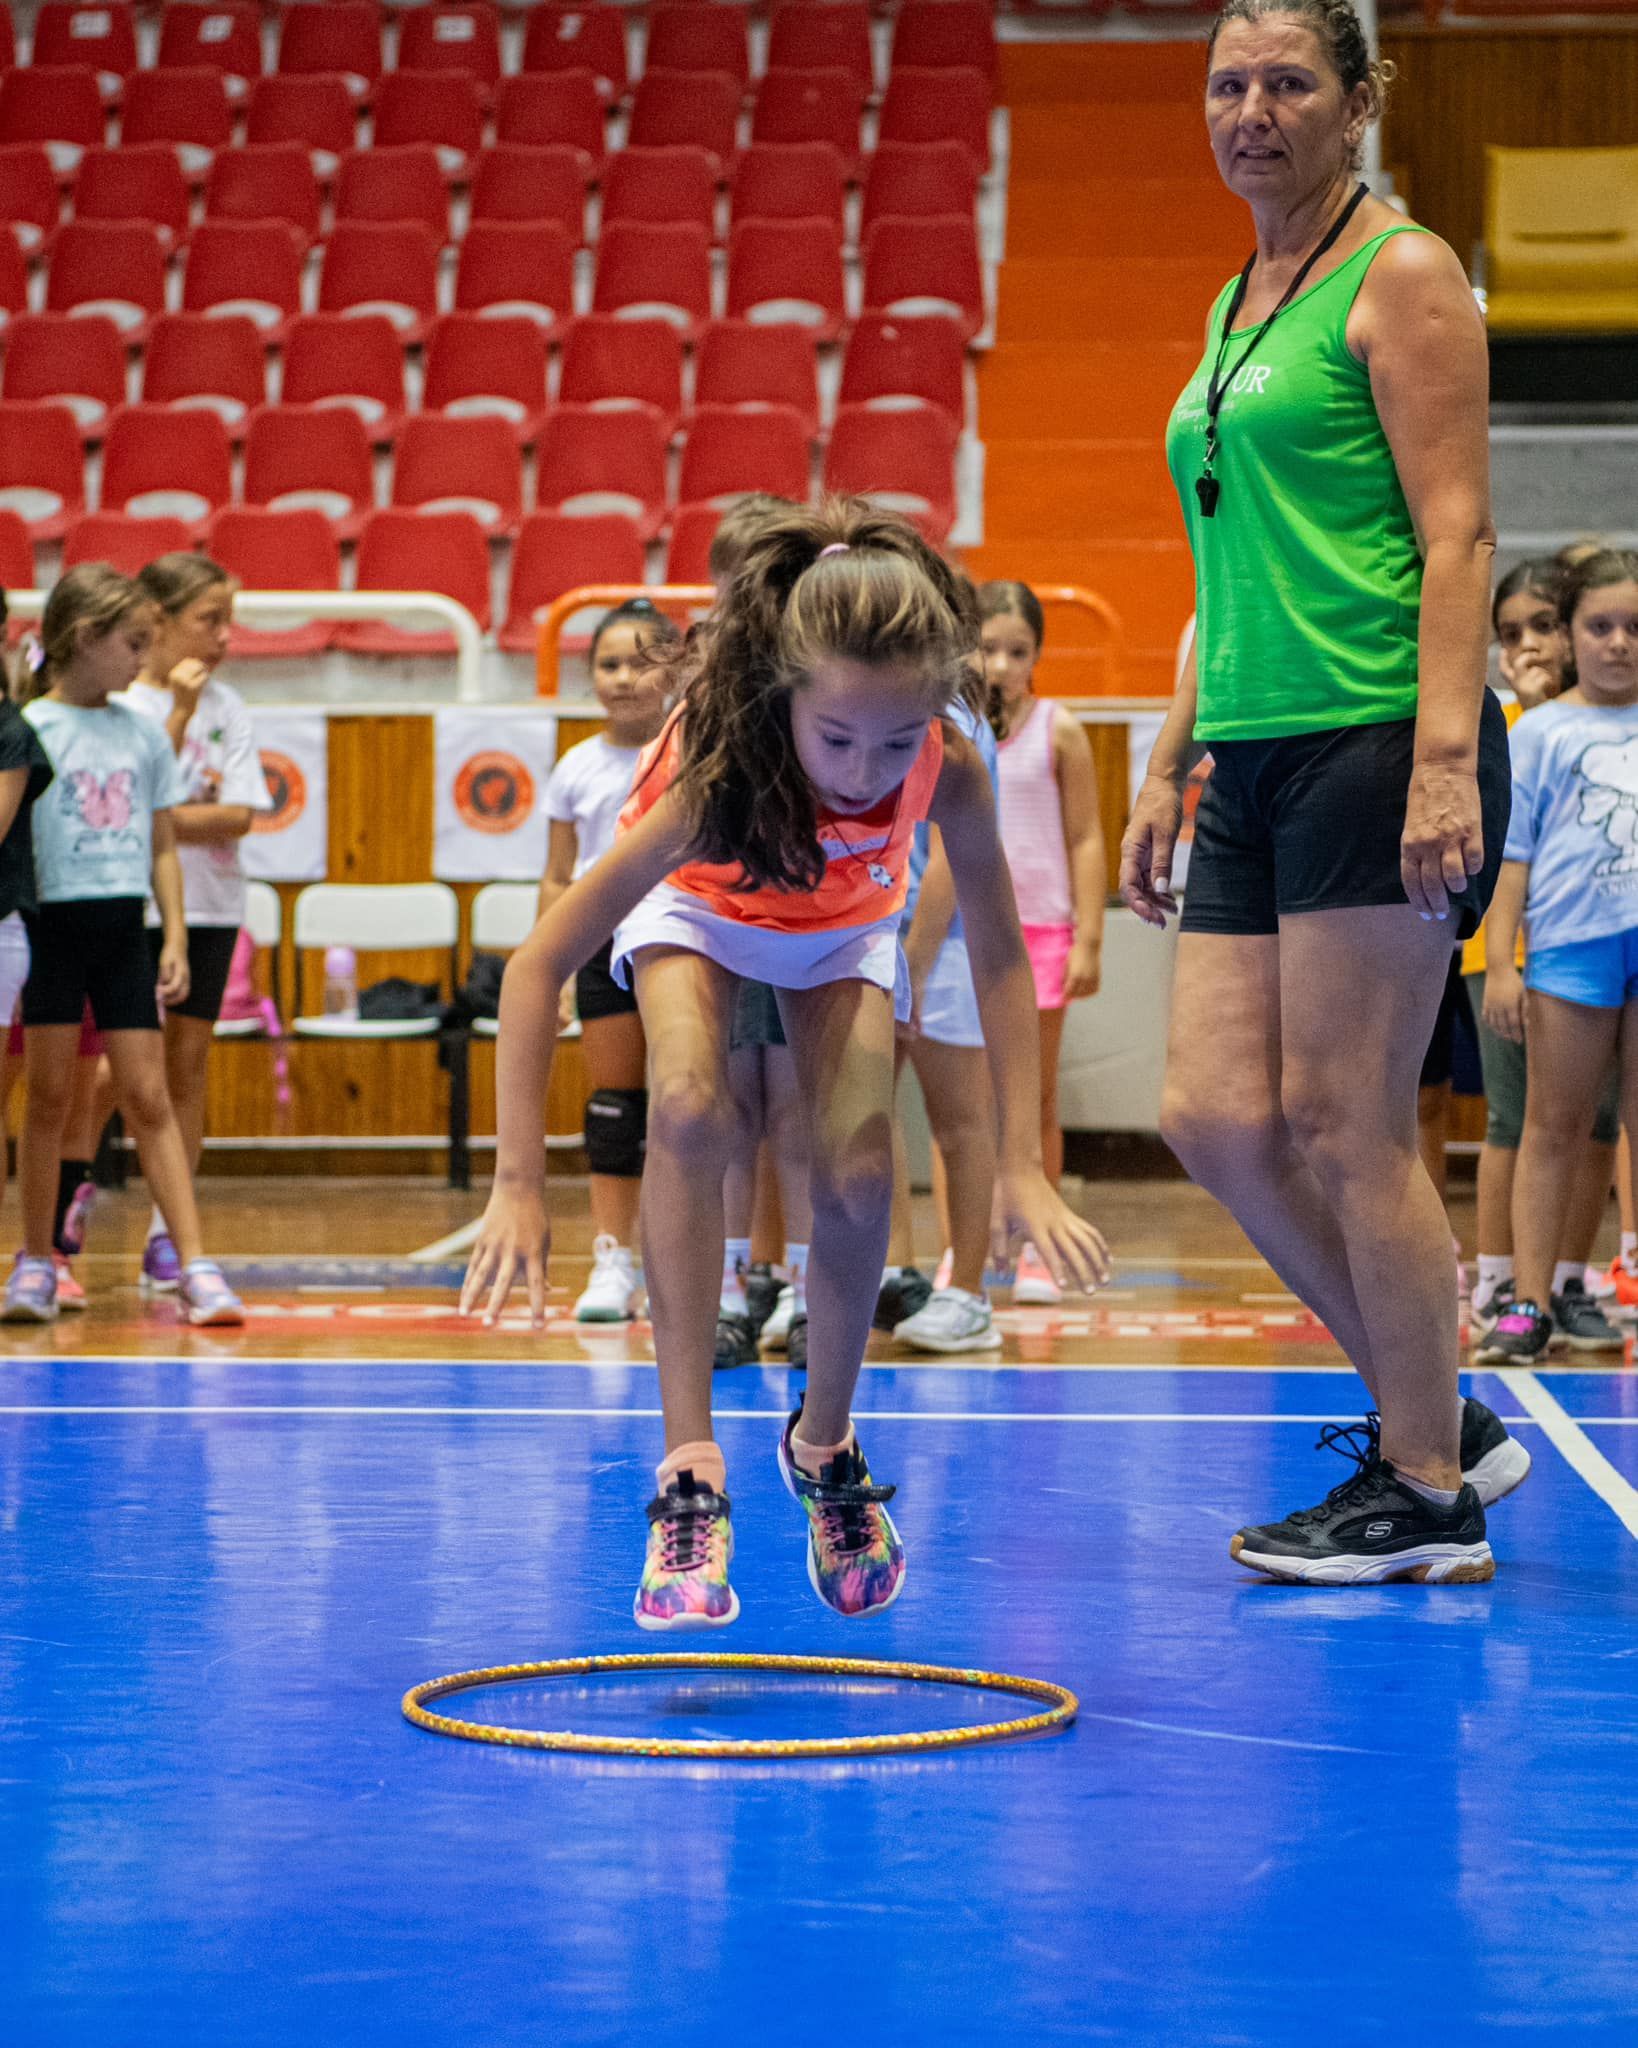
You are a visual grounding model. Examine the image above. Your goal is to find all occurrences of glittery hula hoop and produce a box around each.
[402,1652,1079,1759]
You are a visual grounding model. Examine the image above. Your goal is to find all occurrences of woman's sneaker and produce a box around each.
[1012,1242,1063,1306]
[1460,1397,1532,1506]
[1230,1418,1493,1585]
[52,1254,86,1312]
[1,1253,58,1324]
[140,1231,182,1294]
[634,1471,738,1630]
[574,1235,637,1323]
[894,1286,1001,1354]
[776,1408,906,1618]
[1471,1298,1552,1363]
[1549,1277,1626,1352]
[178,1260,246,1328]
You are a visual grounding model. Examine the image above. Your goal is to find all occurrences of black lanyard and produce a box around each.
[1195,180,1370,519]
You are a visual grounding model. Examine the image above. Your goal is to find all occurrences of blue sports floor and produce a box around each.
[6,1347,1638,2045]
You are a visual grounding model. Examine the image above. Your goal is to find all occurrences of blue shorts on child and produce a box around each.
[1527,929,1638,1010]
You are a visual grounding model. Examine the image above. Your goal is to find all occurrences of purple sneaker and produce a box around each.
[179,1259,245,1328]
[2,1253,59,1324]
[140,1232,182,1294]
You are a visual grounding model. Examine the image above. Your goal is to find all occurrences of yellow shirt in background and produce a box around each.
[1461,696,1524,978]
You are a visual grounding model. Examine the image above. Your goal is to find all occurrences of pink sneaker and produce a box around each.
[1012,1242,1063,1307]
[178,1260,245,1328]
[53,1255,86,1312]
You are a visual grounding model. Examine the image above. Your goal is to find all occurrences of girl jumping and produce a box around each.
[462,503,1109,1628]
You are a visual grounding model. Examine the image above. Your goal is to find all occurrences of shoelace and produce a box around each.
[817,1496,878,1559]
[1285,1413,1384,1526]
[658,1501,719,1575]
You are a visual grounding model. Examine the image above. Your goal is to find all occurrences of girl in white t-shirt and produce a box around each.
[123,554,273,1291]
[539,600,678,1321]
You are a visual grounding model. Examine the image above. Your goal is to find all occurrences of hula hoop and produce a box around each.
[401,1652,1079,1760]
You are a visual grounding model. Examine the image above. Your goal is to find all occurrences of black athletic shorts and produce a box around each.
[21,897,160,1032]
[730,977,787,1050]
[576,936,639,1022]
[147,923,239,1023]
[1180,691,1511,942]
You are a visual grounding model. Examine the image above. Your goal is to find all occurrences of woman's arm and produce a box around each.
[930,735,1111,1291]
[150,811,192,1007]
[1355,232,1495,921]
[0,766,29,848]
[1119,635,1205,927]
[1480,861,1529,1044]
[1054,707,1105,999]
[169,802,256,844]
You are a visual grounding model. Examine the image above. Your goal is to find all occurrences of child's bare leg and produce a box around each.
[764,1043,812,1249]
[102,1032,206,1266]
[910,1037,996,1295]
[1038,1005,1067,1187]
[1514,994,1620,1307]
[1566,1141,1617,1265]
[20,1028,79,1258]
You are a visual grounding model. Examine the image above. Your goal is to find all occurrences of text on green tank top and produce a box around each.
[1165,225,1430,744]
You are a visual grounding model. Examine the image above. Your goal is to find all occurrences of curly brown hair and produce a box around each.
[666,497,978,892]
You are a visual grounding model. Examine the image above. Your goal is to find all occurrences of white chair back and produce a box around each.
[470,882,538,952]
[243,880,282,949]
[292,882,461,952]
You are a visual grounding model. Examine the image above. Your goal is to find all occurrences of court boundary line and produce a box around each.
[1498,1369,1638,1540]
[0,1404,1580,1422]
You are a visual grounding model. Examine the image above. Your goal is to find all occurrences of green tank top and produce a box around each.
[1165,225,1429,743]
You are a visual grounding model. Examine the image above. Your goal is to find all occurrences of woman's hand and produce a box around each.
[995,1172,1111,1294]
[156,938,190,1008]
[1063,934,1101,1002]
[1402,760,1484,921]
[1118,775,1184,928]
[460,1182,551,1328]
[1483,963,1526,1045]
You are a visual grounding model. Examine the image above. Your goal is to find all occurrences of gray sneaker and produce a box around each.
[1550,1278,1626,1353]
[894,1286,1002,1354]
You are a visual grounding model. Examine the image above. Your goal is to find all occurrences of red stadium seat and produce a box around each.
[493,71,605,179]
[453,220,574,336]
[0,233,26,338]
[626,70,739,179]
[394,7,503,101]
[0,508,31,632]
[644,7,748,94]
[120,68,234,183]
[391,414,523,535]
[726,217,845,341]
[63,511,194,575]
[337,509,492,655]
[860,141,979,242]
[73,143,191,249]
[101,403,233,537]
[1,313,124,442]
[0,399,85,538]
[204,144,323,246]
[46,220,166,340]
[183,219,304,339]
[422,315,550,447]
[862,213,985,341]
[245,75,357,185]
[593,221,711,339]
[602,147,716,239]
[276,2,382,106]
[535,405,668,538]
[823,403,957,543]
[319,221,441,343]
[766,5,874,98]
[520,6,628,105]
[877,68,992,174]
[207,506,341,656]
[0,10,14,74]
[0,145,60,256]
[678,403,811,509]
[335,147,450,243]
[0,67,104,182]
[557,315,683,434]
[372,72,483,183]
[499,510,646,652]
[468,145,587,241]
[751,70,864,179]
[664,501,721,585]
[839,313,966,430]
[280,313,407,444]
[731,143,846,236]
[693,320,819,440]
[891,2,998,86]
[157,5,263,108]
[142,313,267,437]
[243,404,377,538]
[31,6,137,108]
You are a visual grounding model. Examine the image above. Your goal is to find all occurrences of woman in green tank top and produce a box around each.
[1119,0,1521,1586]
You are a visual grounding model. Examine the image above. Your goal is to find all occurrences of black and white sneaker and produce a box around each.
[786,1311,807,1370]
[1468,1278,1514,1341]
[742,1261,781,1342]
[1230,1419,1494,1585]
[1470,1297,1552,1364]
[1459,1396,1532,1505]
[1550,1278,1626,1353]
[872,1265,931,1333]
[713,1311,757,1370]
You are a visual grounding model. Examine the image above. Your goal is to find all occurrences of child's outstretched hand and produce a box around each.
[460,1184,551,1328]
[996,1174,1112,1295]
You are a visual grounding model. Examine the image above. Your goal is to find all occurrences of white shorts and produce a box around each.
[916,932,983,1048]
[613,883,911,1021]
[0,910,29,1033]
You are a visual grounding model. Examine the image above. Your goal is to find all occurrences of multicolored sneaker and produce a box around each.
[634,1470,738,1630]
[1550,1278,1626,1353]
[1,1252,58,1324]
[52,1254,86,1312]
[140,1231,182,1294]
[1468,1278,1515,1341]
[1471,1297,1552,1364]
[178,1260,245,1328]
[776,1407,906,1618]
[59,1177,95,1257]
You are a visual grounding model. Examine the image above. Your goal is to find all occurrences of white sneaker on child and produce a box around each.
[574,1235,638,1323]
[895,1286,1001,1354]
[760,1283,798,1350]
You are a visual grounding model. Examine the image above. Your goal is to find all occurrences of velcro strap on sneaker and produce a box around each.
[646,1489,731,1525]
[785,1467,896,1507]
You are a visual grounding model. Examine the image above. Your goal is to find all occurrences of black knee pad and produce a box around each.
[584,1086,647,1177]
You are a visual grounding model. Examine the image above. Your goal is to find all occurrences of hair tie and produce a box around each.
[818,543,850,559]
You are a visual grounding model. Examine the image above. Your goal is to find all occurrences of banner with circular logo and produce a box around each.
[241,710,328,881]
[433,710,557,880]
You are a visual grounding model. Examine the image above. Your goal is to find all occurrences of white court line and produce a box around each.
[1498,1369,1638,1540]
[0,1405,1559,1423]
[0,1353,1376,1376]
[1076,1711,1387,1758]
[408,1219,483,1263]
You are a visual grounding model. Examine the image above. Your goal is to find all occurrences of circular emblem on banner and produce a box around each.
[253,750,306,835]
[454,751,535,836]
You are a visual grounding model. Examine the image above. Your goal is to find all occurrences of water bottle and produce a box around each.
[322,945,358,1020]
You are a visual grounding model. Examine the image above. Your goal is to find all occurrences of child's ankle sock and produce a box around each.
[1473,1253,1513,1312]
[720,1237,750,1316]
[147,1206,167,1244]
[784,1241,808,1313]
[657,1440,726,1496]
[791,1423,854,1479]
[1551,1260,1582,1298]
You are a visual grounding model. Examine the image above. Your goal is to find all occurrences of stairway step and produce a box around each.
[981,341,1199,440]
[1006,177,1245,264]
[984,439,1187,542]
[1007,102,1216,184]
[996,257,1230,346]
[999,41,1212,107]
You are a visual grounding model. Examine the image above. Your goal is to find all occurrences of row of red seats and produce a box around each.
[0,396,960,544]
[0,210,985,344]
[4,138,977,255]
[0,61,995,184]
[2,311,966,447]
